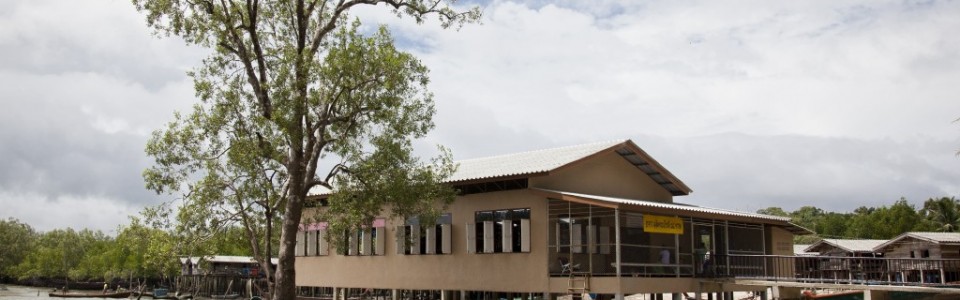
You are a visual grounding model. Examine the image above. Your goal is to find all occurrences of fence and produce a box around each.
[702,254,960,286]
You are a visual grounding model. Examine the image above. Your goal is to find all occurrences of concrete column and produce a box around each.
[614,293,624,300]
[543,292,550,300]
[462,291,468,300]
[392,289,398,300]
[864,290,888,300]
[771,286,803,300]
[333,288,339,300]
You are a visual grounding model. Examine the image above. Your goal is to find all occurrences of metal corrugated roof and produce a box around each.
[805,239,886,253]
[905,232,960,243]
[534,188,795,224]
[308,185,331,197]
[794,244,819,256]
[307,140,626,197]
[309,139,692,197]
[447,140,628,183]
[874,232,960,252]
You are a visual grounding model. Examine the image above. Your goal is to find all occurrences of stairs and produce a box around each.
[567,272,591,300]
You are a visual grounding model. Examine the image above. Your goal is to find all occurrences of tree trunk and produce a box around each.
[272,189,304,300]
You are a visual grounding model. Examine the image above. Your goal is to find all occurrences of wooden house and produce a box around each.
[873,232,960,284]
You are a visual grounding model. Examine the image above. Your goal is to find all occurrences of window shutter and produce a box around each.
[466,223,476,254]
[598,226,610,254]
[483,221,495,253]
[396,225,406,255]
[410,225,421,255]
[375,227,385,256]
[295,231,305,257]
[318,229,328,256]
[502,220,514,253]
[348,230,358,256]
[361,229,373,256]
[520,219,531,253]
[441,224,452,254]
[425,225,436,254]
[306,231,317,256]
[572,223,583,253]
[587,225,597,254]
[555,222,561,253]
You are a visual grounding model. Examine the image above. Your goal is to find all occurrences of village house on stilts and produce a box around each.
[294,140,809,300]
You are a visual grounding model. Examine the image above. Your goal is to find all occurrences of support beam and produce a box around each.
[864,290,888,300]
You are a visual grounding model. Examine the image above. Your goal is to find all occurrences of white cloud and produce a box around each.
[3,0,960,233]
[366,0,960,141]
[1,191,140,233]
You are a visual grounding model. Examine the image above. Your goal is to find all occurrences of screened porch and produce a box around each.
[546,197,769,278]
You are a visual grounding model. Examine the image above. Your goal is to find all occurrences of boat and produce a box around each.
[48,290,133,298]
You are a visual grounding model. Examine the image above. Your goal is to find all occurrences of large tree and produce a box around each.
[0,218,36,279]
[920,197,960,232]
[133,1,478,300]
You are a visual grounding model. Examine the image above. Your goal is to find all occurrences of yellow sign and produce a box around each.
[643,215,683,234]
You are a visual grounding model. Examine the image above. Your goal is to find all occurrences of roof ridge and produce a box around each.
[454,139,628,163]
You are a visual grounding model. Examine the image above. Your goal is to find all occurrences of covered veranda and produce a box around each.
[536,188,809,282]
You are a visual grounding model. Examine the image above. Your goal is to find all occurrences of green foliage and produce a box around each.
[758,196,953,243]
[919,197,960,232]
[13,228,111,280]
[132,1,479,299]
[4,210,250,282]
[756,207,789,217]
[0,218,37,277]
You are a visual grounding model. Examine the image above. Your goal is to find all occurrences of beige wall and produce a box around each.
[296,151,796,294]
[530,151,674,202]
[766,226,795,278]
[296,189,552,293]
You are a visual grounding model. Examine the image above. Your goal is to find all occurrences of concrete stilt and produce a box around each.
[864,290,888,300]
[392,289,398,300]
[771,286,803,300]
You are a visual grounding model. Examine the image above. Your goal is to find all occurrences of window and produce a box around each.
[398,214,451,255]
[332,219,383,256]
[468,208,530,253]
[296,223,330,256]
[296,231,305,257]
[357,221,386,256]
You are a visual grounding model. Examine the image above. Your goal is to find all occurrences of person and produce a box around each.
[103,283,108,294]
[702,250,713,276]
[694,242,707,275]
[659,248,671,264]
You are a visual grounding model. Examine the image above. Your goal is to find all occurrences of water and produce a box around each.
[0,285,101,300]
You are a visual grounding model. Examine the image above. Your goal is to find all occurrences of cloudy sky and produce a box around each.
[2,0,959,233]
